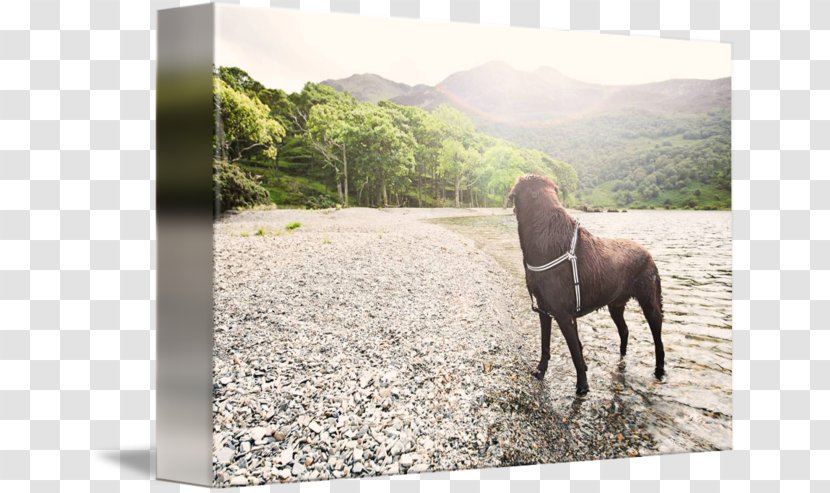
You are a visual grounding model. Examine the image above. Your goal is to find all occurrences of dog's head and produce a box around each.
[505,174,561,214]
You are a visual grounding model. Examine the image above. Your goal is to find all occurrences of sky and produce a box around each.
[216,5,732,94]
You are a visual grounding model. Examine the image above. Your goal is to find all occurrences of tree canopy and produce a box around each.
[214,77,285,163]
[213,66,579,210]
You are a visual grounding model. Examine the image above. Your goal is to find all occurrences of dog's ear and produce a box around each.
[503,191,515,209]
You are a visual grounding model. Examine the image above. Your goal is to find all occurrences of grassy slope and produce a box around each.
[238,159,340,208]
[484,111,731,210]
[574,135,730,210]
[578,180,730,210]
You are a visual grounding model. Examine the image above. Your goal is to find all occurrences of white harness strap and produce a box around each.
[525,219,582,313]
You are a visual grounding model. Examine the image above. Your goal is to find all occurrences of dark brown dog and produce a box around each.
[507,174,665,395]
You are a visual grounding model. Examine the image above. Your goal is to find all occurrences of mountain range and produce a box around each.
[321,61,730,124]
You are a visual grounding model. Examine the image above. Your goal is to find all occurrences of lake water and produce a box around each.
[434,210,732,455]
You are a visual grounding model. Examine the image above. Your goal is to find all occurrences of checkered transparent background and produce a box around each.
[1,0,827,491]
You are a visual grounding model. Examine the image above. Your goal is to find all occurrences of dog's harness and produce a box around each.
[526,219,582,315]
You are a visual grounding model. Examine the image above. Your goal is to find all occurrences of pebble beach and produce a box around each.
[210,207,705,486]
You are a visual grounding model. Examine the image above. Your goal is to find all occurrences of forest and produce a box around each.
[213,67,577,212]
[483,110,731,210]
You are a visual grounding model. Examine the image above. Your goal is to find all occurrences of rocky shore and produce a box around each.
[211,208,661,487]
[213,208,515,486]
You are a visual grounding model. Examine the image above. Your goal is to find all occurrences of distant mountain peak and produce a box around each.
[320,73,414,103]
[534,66,565,76]
[322,61,731,123]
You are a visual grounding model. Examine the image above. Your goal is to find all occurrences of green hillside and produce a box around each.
[213,64,730,212]
[483,110,731,209]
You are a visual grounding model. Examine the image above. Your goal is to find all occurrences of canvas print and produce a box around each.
[210,5,731,486]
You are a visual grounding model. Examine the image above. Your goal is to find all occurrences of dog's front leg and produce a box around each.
[555,314,589,395]
[532,312,552,380]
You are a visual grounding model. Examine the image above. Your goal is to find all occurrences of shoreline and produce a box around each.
[219,205,732,222]
[211,207,729,486]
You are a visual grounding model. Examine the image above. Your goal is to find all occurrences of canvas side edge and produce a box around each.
[155,3,215,487]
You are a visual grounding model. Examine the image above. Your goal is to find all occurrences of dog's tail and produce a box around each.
[636,258,663,321]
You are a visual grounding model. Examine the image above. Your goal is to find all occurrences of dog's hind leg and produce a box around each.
[533,312,552,380]
[637,272,665,378]
[555,314,589,395]
[609,302,629,357]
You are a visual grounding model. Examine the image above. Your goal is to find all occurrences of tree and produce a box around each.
[217,66,264,95]
[213,160,270,213]
[214,78,285,163]
[348,103,416,207]
[289,83,352,133]
[380,103,446,206]
[541,155,578,200]
[257,87,297,131]
[432,105,475,139]
[482,145,524,203]
[433,106,477,207]
[616,190,634,205]
[438,139,479,207]
[307,98,356,206]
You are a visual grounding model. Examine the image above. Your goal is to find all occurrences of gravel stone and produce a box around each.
[211,208,667,486]
[229,476,248,486]
[215,448,235,465]
[250,427,267,442]
[399,453,417,468]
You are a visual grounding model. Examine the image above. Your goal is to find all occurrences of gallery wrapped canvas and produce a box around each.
[157,3,732,487]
